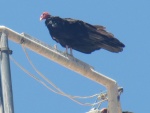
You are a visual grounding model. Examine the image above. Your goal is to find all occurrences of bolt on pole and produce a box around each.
[0,31,14,113]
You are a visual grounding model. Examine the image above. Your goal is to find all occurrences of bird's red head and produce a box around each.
[40,12,51,21]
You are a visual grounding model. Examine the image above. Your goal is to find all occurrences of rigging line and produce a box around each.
[91,93,108,109]
[10,56,99,106]
[22,46,73,98]
[22,46,64,93]
[22,45,99,99]
[92,98,108,107]
[21,46,108,106]
[10,56,62,94]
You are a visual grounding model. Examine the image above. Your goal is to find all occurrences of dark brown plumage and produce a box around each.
[40,12,125,54]
[100,108,133,113]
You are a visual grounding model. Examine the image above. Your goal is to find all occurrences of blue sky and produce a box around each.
[0,0,150,113]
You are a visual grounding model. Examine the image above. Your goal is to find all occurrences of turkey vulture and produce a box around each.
[40,12,125,54]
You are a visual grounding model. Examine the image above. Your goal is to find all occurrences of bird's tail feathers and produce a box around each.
[94,25,114,38]
[100,43,123,53]
[94,25,125,52]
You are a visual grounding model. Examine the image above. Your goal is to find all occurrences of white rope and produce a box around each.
[10,56,62,94]
[10,56,94,106]
[10,45,108,106]
[22,46,99,99]
[10,55,107,106]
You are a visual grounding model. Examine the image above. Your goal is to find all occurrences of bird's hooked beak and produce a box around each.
[40,15,43,21]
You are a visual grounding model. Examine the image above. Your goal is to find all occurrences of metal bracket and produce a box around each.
[0,47,13,54]
[20,38,25,44]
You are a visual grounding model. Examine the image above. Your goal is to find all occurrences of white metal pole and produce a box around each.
[0,31,14,113]
[0,32,4,113]
[0,74,4,113]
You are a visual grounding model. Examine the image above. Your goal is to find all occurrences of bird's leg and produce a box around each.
[70,48,73,56]
[54,44,57,49]
[65,45,68,54]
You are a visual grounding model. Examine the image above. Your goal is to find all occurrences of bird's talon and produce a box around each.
[54,44,57,49]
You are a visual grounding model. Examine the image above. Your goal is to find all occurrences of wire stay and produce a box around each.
[10,47,108,106]
[22,46,100,99]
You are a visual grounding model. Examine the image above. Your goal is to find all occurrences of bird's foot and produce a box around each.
[70,48,73,56]
[65,45,69,54]
[54,44,57,49]
[64,46,73,56]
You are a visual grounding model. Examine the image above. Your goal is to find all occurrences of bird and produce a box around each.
[40,12,125,54]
